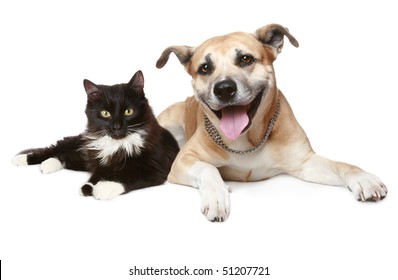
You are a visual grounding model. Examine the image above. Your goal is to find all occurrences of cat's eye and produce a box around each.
[100,110,111,118]
[124,108,134,116]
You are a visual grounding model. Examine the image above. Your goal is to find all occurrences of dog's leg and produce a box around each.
[169,153,231,222]
[290,153,387,201]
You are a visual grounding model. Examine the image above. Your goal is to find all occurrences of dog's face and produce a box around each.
[157,24,299,140]
[189,32,273,111]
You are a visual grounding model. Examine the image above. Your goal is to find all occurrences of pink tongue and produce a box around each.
[220,106,249,140]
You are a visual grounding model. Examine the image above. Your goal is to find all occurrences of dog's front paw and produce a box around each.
[200,184,231,222]
[347,172,387,202]
[92,181,125,200]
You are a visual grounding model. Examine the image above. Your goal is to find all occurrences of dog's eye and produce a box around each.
[198,63,212,75]
[239,55,254,67]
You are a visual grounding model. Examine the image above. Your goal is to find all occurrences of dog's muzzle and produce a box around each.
[214,79,237,102]
[207,81,265,141]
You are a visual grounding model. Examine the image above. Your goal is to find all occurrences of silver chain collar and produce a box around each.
[203,99,280,156]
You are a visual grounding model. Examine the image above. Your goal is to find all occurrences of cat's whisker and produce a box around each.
[127,121,150,129]
[128,130,144,134]
[143,141,156,150]
[86,130,109,139]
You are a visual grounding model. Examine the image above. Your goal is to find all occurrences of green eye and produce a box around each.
[101,110,111,118]
[124,108,134,116]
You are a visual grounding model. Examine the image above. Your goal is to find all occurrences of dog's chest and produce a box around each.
[218,148,282,181]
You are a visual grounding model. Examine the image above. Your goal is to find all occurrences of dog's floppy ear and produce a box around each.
[255,24,299,56]
[156,46,195,70]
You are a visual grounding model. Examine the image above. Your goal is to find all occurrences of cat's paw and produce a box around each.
[79,183,94,196]
[92,181,125,200]
[12,154,28,166]
[40,157,64,174]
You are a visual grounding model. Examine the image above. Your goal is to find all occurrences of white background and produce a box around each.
[1,0,397,279]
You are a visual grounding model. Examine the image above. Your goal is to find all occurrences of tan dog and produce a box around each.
[156,23,387,222]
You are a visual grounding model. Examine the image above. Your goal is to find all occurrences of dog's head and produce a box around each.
[156,24,299,140]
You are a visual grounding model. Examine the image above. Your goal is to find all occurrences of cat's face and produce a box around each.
[83,71,151,140]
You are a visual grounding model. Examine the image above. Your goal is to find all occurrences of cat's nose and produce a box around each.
[112,122,122,131]
[111,130,125,139]
[110,123,125,139]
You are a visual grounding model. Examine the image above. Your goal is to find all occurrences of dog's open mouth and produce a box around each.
[211,89,264,140]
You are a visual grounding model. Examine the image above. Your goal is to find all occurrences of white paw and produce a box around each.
[200,184,231,222]
[40,157,64,174]
[12,154,28,166]
[347,172,388,201]
[92,181,125,200]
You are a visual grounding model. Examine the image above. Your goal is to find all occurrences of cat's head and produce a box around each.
[83,70,152,140]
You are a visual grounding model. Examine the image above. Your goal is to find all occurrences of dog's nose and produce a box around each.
[214,80,237,102]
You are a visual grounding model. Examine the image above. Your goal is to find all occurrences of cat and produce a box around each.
[12,70,180,200]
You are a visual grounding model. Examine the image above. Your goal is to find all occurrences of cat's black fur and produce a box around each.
[14,71,179,199]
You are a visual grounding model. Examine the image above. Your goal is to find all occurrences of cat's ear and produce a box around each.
[83,79,101,101]
[128,70,144,94]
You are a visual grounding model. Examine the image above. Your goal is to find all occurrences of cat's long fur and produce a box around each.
[13,71,179,199]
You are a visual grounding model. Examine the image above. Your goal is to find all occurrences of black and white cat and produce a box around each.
[13,70,180,200]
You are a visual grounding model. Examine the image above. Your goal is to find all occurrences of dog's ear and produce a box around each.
[156,46,195,70]
[255,24,299,56]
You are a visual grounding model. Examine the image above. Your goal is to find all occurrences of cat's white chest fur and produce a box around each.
[85,130,146,165]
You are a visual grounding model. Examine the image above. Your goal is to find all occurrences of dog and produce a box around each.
[155,23,388,222]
